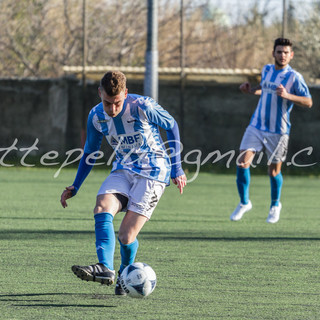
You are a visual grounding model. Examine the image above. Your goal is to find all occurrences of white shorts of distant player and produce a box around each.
[97,169,166,219]
[240,125,289,164]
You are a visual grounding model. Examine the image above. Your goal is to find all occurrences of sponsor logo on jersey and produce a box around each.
[107,132,143,150]
[262,81,278,94]
[110,136,119,146]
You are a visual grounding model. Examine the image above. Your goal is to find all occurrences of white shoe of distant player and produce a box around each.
[230,200,252,221]
[266,202,282,224]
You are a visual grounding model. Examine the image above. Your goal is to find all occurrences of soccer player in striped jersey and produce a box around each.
[60,71,186,295]
[230,38,312,224]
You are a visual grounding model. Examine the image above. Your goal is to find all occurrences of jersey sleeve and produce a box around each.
[165,120,184,179]
[84,111,103,154]
[260,65,269,85]
[143,97,175,130]
[71,110,103,195]
[71,153,96,195]
[292,73,312,98]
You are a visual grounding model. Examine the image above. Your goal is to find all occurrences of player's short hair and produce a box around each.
[273,38,293,51]
[100,71,127,96]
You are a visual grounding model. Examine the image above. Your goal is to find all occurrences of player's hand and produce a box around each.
[239,82,251,93]
[276,84,288,98]
[60,186,75,208]
[172,174,187,194]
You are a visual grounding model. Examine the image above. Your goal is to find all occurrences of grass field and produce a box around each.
[1,167,320,320]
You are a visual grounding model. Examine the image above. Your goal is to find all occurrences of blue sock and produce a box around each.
[94,212,115,270]
[270,172,283,207]
[118,238,139,274]
[236,167,250,205]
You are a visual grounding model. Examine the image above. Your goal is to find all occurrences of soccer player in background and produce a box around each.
[230,38,312,224]
[60,71,186,295]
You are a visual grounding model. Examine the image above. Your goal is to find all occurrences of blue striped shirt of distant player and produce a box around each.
[250,64,311,135]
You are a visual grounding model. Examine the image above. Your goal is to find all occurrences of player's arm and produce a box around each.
[60,153,97,208]
[60,114,103,208]
[165,120,187,194]
[144,98,186,194]
[276,84,313,108]
[239,82,262,96]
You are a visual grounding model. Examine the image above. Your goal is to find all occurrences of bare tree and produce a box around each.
[0,0,316,81]
[293,2,320,80]
[85,0,147,67]
[0,0,83,77]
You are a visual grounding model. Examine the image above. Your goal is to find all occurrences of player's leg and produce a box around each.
[71,194,123,285]
[230,126,264,221]
[118,210,147,272]
[115,211,147,296]
[118,174,165,272]
[72,171,129,285]
[115,173,165,295]
[269,162,283,206]
[267,162,283,223]
[237,149,255,204]
[265,134,288,223]
[230,149,254,221]
[93,193,123,271]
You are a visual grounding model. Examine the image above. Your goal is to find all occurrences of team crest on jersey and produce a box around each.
[107,132,143,150]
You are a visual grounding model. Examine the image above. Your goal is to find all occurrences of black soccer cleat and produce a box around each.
[71,263,115,286]
[115,271,127,296]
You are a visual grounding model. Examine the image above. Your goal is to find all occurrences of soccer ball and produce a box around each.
[119,262,156,298]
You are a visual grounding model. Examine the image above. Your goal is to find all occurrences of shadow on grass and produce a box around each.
[0,229,95,240]
[13,304,116,308]
[1,229,320,241]
[0,293,117,308]
[0,216,92,221]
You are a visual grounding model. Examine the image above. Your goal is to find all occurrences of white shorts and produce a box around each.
[97,170,166,219]
[240,126,289,163]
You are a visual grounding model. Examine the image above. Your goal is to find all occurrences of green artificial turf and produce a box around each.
[0,167,319,319]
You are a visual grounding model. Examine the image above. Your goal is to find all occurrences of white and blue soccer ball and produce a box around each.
[119,262,157,298]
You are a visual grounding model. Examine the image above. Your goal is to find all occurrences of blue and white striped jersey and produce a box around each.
[250,64,311,135]
[84,94,175,184]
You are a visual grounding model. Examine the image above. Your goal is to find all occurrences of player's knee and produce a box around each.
[93,204,105,214]
[118,232,129,245]
[94,195,111,214]
[268,167,280,177]
[118,231,134,245]
[237,156,251,169]
[269,171,278,177]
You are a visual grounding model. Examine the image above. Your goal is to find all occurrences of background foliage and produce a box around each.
[0,0,320,81]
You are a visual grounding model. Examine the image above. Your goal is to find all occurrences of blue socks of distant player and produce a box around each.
[270,172,283,207]
[118,238,139,274]
[237,167,282,207]
[236,167,250,205]
[94,212,115,270]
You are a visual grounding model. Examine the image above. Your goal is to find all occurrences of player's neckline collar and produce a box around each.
[273,64,290,72]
